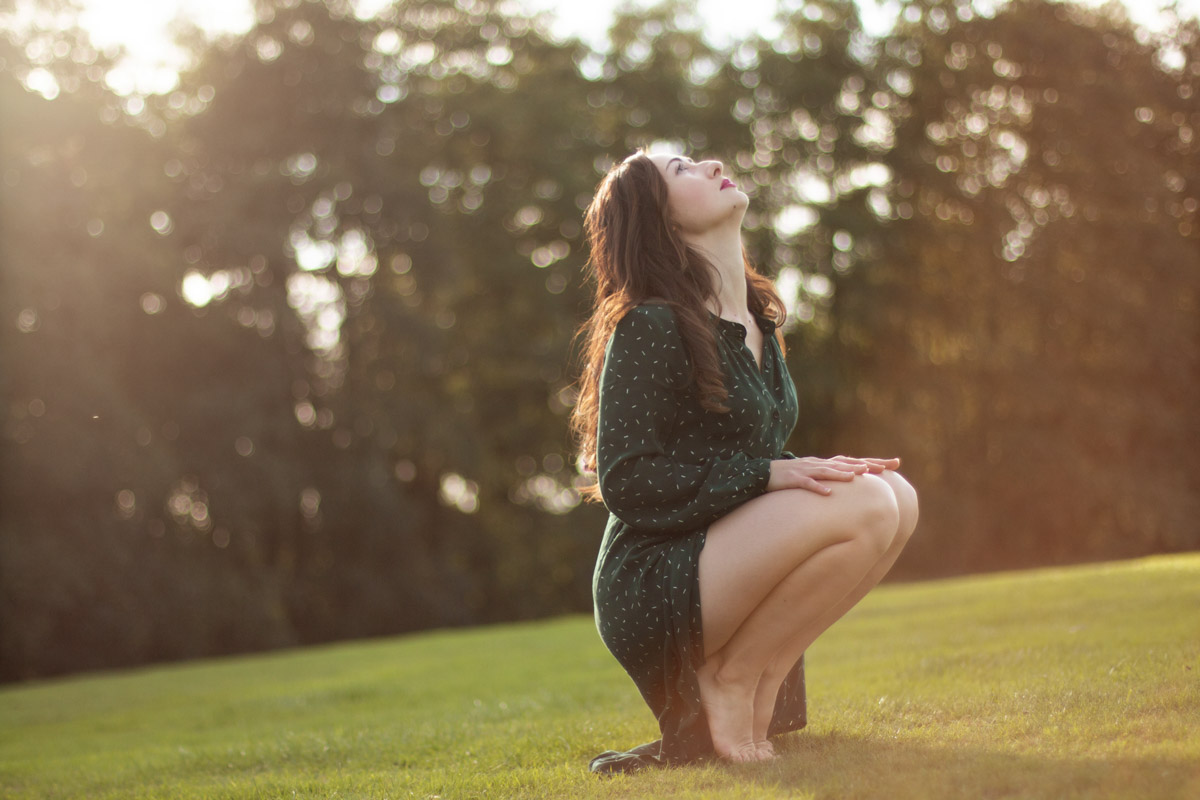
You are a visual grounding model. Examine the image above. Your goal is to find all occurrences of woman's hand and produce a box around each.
[766,455,901,495]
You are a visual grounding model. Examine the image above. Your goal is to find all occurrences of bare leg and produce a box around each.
[749,469,920,744]
[696,535,882,761]
[694,473,903,762]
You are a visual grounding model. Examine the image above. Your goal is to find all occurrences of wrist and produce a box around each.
[763,459,778,492]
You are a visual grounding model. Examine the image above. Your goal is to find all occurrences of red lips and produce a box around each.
[720,178,735,190]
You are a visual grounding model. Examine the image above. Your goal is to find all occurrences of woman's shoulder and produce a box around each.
[607,301,691,385]
[614,300,681,339]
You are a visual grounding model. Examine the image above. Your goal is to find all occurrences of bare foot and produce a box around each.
[754,739,777,760]
[696,656,770,763]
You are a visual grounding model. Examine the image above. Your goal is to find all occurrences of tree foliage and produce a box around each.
[1,0,1195,680]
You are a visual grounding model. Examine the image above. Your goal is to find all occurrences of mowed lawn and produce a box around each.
[2,553,1198,799]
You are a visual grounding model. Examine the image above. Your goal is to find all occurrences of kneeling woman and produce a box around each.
[568,150,920,769]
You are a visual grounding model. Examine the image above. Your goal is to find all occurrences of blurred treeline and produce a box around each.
[0,0,1196,681]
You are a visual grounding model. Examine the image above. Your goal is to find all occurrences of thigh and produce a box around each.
[698,473,898,656]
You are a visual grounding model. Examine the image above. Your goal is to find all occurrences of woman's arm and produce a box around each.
[596,306,773,532]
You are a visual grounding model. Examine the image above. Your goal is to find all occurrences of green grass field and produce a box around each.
[2,553,1198,799]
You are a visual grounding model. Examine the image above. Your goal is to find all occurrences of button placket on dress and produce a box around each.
[717,315,786,440]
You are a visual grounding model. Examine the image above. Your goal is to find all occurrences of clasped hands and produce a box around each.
[766,455,901,495]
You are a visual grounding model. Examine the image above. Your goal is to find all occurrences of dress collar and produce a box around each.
[708,309,777,337]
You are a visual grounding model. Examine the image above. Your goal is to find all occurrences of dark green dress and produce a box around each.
[589,302,807,772]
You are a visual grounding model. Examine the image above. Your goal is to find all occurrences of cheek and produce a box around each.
[669,184,708,221]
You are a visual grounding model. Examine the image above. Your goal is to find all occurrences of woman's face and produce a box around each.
[648,153,747,236]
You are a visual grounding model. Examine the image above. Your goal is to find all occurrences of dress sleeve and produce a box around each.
[781,451,800,459]
[596,306,773,532]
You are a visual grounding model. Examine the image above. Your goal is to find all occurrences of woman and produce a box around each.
[567,149,919,770]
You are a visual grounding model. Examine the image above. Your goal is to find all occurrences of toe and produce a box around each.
[729,742,760,763]
[755,741,777,759]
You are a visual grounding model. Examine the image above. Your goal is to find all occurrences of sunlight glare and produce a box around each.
[74,0,252,95]
[181,271,213,307]
[61,0,1200,96]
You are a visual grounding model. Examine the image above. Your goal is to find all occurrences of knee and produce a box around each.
[881,470,919,543]
[846,474,901,556]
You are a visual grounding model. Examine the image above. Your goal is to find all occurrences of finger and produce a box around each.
[827,457,898,475]
[827,456,873,471]
[821,467,859,480]
[822,456,899,476]
[823,456,868,468]
[857,457,901,468]
[805,478,833,495]
[819,462,861,473]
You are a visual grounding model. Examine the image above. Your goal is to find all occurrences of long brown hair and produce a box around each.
[568,149,788,504]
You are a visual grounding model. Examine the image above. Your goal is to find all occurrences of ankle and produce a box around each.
[701,651,758,690]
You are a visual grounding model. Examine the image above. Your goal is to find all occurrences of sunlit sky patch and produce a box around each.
[79,0,255,95]
[5,0,1195,97]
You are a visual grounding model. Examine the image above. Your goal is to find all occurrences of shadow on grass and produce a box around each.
[730,730,1200,799]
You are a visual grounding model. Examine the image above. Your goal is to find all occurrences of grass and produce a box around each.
[1,553,1198,799]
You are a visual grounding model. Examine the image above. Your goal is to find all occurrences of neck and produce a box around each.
[684,227,748,319]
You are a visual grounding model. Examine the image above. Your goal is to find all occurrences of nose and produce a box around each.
[707,161,723,178]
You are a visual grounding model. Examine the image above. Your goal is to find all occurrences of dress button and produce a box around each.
[772,409,780,420]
